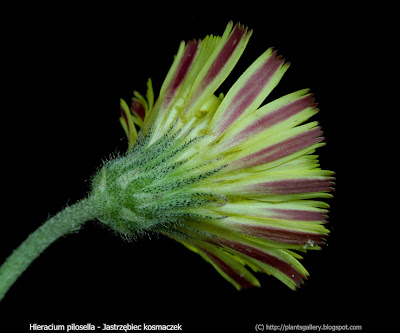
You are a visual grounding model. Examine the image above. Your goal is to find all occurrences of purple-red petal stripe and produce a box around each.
[217,51,285,135]
[251,178,334,195]
[131,98,146,120]
[236,224,326,245]
[216,238,306,286]
[203,250,254,289]
[230,127,324,170]
[270,209,327,222]
[201,24,247,89]
[163,40,199,107]
[224,94,317,148]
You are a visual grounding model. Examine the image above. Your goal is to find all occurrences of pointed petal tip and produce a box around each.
[232,21,252,38]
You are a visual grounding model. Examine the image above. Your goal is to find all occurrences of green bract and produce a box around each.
[91,124,228,236]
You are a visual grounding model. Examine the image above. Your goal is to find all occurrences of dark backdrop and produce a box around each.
[1,5,377,332]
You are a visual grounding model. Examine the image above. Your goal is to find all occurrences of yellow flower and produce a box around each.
[105,21,334,290]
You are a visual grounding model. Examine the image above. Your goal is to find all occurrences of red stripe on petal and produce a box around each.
[237,224,326,245]
[163,40,199,107]
[226,94,316,147]
[231,127,323,170]
[251,178,334,195]
[131,98,146,121]
[201,24,247,88]
[203,250,254,289]
[270,209,327,222]
[217,52,285,134]
[217,239,306,286]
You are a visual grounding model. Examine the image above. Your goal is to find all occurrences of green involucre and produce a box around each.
[91,126,227,237]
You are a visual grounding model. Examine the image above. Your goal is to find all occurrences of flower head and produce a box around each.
[91,22,334,290]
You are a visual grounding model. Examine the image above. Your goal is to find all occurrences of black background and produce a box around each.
[1,5,381,333]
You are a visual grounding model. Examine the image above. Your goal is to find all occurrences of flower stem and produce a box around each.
[0,197,98,301]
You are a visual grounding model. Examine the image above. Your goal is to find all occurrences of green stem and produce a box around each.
[0,197,99,301]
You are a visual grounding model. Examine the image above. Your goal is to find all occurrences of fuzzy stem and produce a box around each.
[0,197,99,301]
